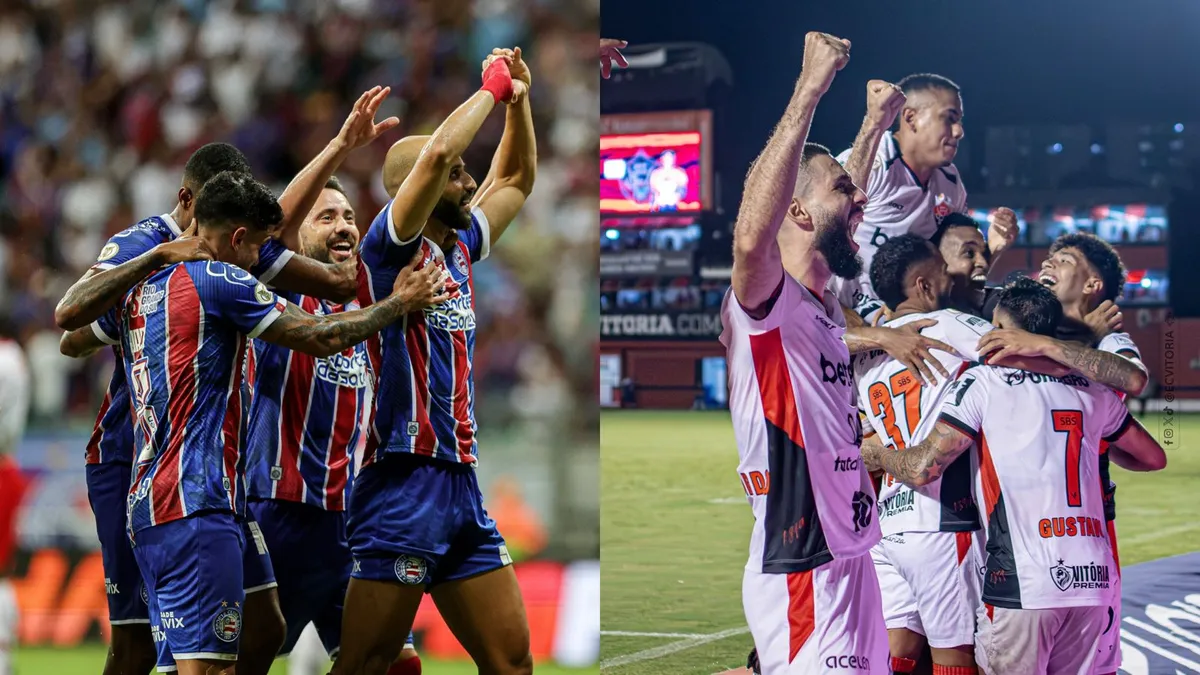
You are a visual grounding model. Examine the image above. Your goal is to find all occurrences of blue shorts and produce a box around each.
[132,512,247,670]
[346,454,511,588]
[86,462,148,625]
[241,518,277,595]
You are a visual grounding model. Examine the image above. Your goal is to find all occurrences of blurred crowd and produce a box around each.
[0,0,599,443]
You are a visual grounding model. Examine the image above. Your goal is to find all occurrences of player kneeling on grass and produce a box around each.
[861,278,1167,675]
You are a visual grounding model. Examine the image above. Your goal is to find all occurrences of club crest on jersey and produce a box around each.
[141,583,149,606]
[933,193,953,221]
[254,282,273,305]
[98,243,120,262]
[212,603,242,643]
[451,247,469,276]
[394,555,428,585]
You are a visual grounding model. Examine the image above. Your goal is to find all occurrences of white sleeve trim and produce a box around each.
[247,302,285,339]
[472,206,491,261]
[92,262,115,271]
[91,321,119,346]
[256,248,294,285]
[387,200,424,247]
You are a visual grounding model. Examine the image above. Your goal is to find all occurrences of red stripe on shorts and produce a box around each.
[786,571,815,663]
[955,531,972,566]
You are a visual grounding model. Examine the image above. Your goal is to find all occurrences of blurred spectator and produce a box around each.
[0,0,599,445]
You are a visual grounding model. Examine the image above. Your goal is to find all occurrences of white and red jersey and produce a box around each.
[937,366,1132,609]
[721,278,880,575]
[830,132,969,317]
[1094,331,1144,524]
[852,309,993,535]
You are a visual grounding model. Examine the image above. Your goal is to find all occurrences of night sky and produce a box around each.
[601,0,1200,210]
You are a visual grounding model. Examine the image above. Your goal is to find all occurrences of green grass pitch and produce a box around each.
[599,410,1200,674]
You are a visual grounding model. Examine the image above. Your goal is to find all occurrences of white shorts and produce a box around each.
[975,603,1106,675]
[1095,521,1122,674]
[871,530,983,648]
[743,554,889,675]
[0,578,14,657]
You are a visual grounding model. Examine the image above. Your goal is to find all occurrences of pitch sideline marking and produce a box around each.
[600,626,750,670]
[602,630,709,638]
[1121,522,1200,546]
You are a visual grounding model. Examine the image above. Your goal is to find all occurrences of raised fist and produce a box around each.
[988,207,1019,258]
[798,32,851,97]
[866,80,906,129]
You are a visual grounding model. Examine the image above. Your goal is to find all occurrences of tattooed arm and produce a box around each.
[59,326,108,359]
[860,420,974,487]
[1049,340,1147,397]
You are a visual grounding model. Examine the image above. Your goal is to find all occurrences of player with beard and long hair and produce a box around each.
[721,32,890,674]
[333,48,537,675]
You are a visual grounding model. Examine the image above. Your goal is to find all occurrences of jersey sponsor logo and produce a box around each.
[254,282,273,305]
[833,456,860,472]
[394,555,428,585]
[950,377,976,406]
[151,623,166,643]
[851,490,874,533]
[825,655,871,671]
[204,260,255,285]
[781,516,808,546]
[160,609,186,630]
[104,578,119,595]
[1038,515,1106,539]
[314,349,370,389]
[820,353,851,387]
[868,227,890,249]
[135,284,165,316]
[1049,559,1110,592]
[739,470,769,496]
[212,603,242,642]
[879,489,915,518]
[1000,371,1090,388]
[884,201,905,212]
[881,534,905,545]
[814,313,838,331]
[955,311,992,334]
[98,243,120,262]
[425,292,477,332]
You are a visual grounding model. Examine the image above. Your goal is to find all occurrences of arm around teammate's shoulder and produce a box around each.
[257,250,451,358]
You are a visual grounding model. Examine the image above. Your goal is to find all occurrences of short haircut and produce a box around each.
[996,277,1063,337]
[870,233,939,311]
[792,142,833,194]
[897,73,961,99]
[1049,232,1126,303]
[325,175,348,197]
[194,171,283,232]
[931,212,983,247]
[183,143,251,193]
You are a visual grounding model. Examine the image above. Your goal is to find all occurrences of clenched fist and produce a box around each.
[988,207,1019,258]
[866,80,906,129]
[798,32,851,97]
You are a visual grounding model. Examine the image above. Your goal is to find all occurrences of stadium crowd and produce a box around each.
[0,0,599,439]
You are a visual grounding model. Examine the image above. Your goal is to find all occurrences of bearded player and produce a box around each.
[721,32,891,674]
[244,177,424,675]
[973,233,1147,675]
[333,50,536,675]
[863,278,1165,675]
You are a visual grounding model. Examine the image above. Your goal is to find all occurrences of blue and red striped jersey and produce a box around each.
[356,202,490,466]
[84,214,293,466]
[94,261,286,533]
[244,293,369,511]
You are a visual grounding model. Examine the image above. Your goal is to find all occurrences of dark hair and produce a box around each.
[801,142,831,165]
[194,171,283,232]
[1049,232,1126,303]
[931,212,983,247]
[996,277,1062,336]
[183,143,251,193]
[870,233,939,311]
[897,73,961,98]
[325,175,348,197]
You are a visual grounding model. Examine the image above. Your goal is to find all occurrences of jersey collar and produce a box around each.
[890,135,930,192]
[161,213,182,237]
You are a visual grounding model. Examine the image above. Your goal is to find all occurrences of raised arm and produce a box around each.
[276,87,400,252]
[732,32,847,314]
[55,236,213,331]
[471,49,537,246]
[840,80,905,191]
[389,61,512,244]
[259,253,449,358]
[861,419,974,487]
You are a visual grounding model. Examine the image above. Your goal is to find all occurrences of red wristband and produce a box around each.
[480,58,514,104]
